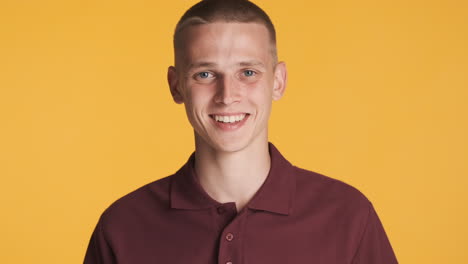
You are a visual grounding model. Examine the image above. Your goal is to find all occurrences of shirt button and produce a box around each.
[226,233,234,241]
[217,207,226,214]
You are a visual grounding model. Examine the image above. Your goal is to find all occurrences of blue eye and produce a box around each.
[243,70,255,77]
[198,72,211,78]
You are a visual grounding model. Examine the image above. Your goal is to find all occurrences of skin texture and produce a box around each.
[167,22,287,212]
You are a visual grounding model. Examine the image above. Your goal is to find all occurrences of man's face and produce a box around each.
[168,22,287,153]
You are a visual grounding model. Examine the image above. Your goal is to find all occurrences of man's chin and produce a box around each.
[197,134,251,154]
[210,140,249,154]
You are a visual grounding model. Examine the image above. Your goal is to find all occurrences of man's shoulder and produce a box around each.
[292,165,371,214]
[99,174,174,225]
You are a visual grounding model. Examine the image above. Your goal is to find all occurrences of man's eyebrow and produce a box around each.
[238,61,266,68]
[186,60,266,70]
[187,62,217,70]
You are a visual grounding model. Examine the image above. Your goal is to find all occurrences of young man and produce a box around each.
[84,0,398,263]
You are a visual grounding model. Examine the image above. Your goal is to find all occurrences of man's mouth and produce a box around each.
[210,113,249,124]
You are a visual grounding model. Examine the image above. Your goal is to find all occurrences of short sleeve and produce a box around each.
[351,203,398,264]
[83,218,116,264]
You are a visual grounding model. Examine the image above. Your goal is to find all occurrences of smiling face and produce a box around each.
[168,22,287,153]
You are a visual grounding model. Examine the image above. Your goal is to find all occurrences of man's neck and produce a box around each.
[194,137,271,213]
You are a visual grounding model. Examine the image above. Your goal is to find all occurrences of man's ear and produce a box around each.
[272,61,287,101]
[168,66,184,104]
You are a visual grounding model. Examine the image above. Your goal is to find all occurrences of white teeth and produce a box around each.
[213,114,247,123]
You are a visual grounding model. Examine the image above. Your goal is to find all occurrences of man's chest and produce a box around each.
[110,207,358,264]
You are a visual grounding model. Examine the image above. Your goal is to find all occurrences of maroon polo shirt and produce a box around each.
[84,143,398,264]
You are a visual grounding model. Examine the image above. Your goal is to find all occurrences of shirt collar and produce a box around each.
[170,142,296,215]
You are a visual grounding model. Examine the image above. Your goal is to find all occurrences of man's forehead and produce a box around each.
[180,22,270,46]
[186,23,269,49]
[182,20,269,33]
[175,22,276,68]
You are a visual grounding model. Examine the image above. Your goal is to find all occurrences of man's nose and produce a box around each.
[214,76,241,105]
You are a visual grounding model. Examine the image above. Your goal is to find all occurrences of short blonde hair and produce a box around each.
[173,0,278,66]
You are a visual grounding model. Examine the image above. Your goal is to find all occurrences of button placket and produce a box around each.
[217,205,246,264]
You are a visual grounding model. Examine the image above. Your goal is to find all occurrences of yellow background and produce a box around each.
[1,0,467,263]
